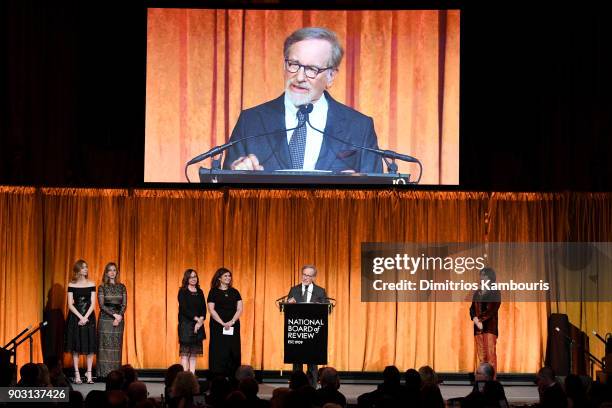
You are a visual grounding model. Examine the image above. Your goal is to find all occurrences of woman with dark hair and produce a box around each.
[207,267,243,376]
[64,259,97,384]
[178,269,206,373]
[170,371,200,408]
[164,363,184,404]
[97,262,127,378]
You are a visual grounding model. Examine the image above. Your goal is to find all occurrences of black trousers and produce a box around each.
[293,363,318,387]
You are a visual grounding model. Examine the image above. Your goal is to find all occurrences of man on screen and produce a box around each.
[223,27,383,173]
[287,264,329,387]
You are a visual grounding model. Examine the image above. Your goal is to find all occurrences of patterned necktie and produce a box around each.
[289,110,306,169]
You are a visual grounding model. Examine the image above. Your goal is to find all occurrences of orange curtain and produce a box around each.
[542,194,612,373]
[1,187,610,373]
[0,187,43,366]
[145,9,460,184]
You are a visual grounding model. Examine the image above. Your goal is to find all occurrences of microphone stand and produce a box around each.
[383,158,398,174]
[2,325,32,364]
[556,327,575,375]
[3,326,31,350]
[189,103,423,182]
[591,331,609,372]
[322,297,336,314]
[304,116,423,182]
[275,296,288,312]
[585,351,603,378]
[592,331,607,345]
[13,322,46,363]
[184,123,307,182]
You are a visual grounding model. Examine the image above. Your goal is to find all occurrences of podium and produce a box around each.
[281,303,330,365]
[199,168,412,185]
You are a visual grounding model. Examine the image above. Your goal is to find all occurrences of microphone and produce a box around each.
[186,121,308,167]
[276,295,291,312]
[13,322,48,350]
[256,105,310,169]
[303,109,419,164]
[301,107,422,181]
[592,330,607,344]
[298,103,314,126]
[555,327,574,343]
[3,325,32,350]
[184,117,312,182]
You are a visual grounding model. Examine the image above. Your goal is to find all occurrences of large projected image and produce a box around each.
[145,9,460,185]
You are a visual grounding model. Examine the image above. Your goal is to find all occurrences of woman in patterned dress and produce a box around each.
[97,262,127,378]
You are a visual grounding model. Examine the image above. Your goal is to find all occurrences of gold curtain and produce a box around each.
[1,187,610,373]
[145,9,460,184]
[544,193,612,372]
[0,187,43,366]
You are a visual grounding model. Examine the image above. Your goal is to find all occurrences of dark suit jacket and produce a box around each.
[287,283,328,304]
[469,290,501,336]
[223,91,383,173]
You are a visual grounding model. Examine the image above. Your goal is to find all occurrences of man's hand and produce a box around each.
[287,297,296,304]
[231,154,264,171]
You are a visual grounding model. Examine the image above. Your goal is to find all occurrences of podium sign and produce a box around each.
[283,303,328,365]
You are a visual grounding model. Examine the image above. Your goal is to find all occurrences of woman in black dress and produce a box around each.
[64,259,97,384]
[97,262,127,377]
[178,269,206,373]
[207,267,243,377]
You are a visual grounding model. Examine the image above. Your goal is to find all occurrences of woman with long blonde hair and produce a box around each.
[64,259,97,384]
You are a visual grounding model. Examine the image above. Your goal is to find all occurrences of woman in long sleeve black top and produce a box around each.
[177,269,206,373]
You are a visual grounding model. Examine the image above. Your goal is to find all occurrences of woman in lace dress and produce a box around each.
[97,262,127,378]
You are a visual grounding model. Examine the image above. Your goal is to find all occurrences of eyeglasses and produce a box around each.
[285,59,333,79]
[303,273,315,278]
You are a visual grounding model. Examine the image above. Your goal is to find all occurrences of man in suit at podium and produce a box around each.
[223,27,383,174]
[287,264,328,387]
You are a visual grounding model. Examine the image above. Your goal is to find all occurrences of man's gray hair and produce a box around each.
[319,367,340,389]
[284,27,344,69]
[301,264,318,276]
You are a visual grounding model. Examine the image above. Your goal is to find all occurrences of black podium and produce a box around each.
[282,303,330,365]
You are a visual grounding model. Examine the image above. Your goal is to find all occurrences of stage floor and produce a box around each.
[72,378,540,407]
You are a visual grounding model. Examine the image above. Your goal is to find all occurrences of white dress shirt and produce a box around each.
[284,93,328,170]
[301,283,313,303]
